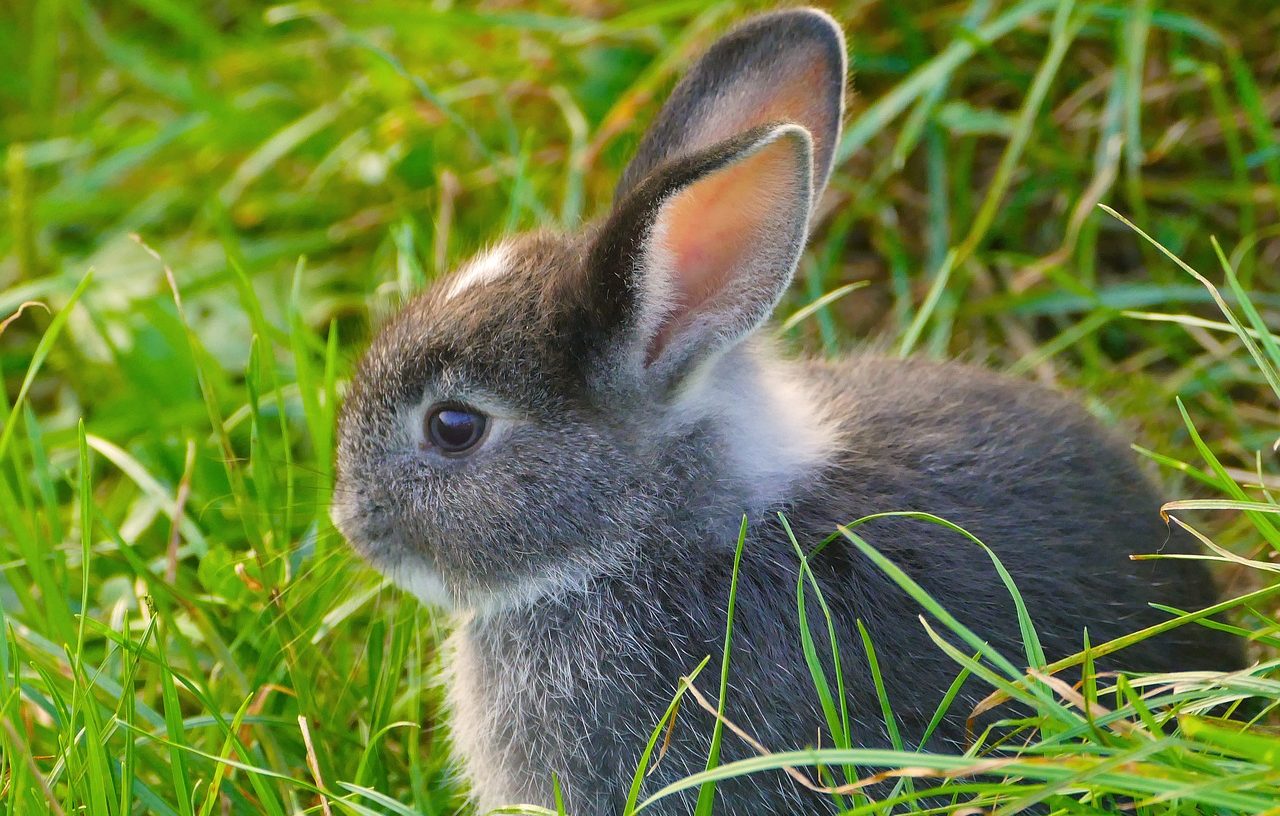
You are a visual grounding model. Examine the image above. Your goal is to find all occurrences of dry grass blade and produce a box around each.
[0,300,49,334]
[298,715,333,816]
[686,678,1028,798]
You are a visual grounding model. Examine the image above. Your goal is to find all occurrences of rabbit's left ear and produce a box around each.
[584,124,812,394]
[615,7,846,215]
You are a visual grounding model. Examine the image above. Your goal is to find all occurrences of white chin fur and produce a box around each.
[394,555,601,619]
[672,340,837,507]
[390,559,454,608]
[468,565,597,618]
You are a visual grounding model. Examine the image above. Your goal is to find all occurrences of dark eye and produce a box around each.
[424,404,489,456]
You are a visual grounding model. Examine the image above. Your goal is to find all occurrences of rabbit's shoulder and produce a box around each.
[775,353,1167,563]
[798,354,1136,475]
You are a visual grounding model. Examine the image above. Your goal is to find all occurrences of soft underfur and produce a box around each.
[332,8,1242,816]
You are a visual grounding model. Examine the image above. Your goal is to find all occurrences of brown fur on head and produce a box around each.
[333,9,847,613]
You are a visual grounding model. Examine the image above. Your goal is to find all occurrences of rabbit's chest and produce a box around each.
[444,616,688,811]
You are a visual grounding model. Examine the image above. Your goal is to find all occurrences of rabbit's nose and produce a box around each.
[331,487,389,541]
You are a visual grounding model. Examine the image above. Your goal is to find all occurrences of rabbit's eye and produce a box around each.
[425,404,489,456]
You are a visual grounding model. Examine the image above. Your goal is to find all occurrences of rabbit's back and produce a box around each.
[784,353,1239,681]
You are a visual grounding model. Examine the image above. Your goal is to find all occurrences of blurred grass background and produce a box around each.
[1,0,1278,813]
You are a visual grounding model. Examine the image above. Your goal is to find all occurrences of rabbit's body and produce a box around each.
[443,349,1235,815]
[334,8,1241,815]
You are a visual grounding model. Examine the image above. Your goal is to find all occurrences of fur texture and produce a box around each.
[333,8,1243,815]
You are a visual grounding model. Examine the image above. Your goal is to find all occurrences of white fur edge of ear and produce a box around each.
[792,5,849,185]
[804,5,849,56]
[799,10,849,115]
[745,121,817,192]
[625,123,817,380]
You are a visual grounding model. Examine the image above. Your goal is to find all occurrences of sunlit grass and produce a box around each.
[1,1,1278,813]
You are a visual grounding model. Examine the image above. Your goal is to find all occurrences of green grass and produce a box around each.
[2,0,1279,813]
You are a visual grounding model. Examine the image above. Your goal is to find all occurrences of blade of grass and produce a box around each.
[0,270,92,459]
[693,515,748,816]
[622,656,712,816]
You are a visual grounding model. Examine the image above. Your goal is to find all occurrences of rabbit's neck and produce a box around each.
[667,338,839,510]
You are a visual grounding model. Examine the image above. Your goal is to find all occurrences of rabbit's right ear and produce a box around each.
[615,7,846,215]
[580,123,813,397]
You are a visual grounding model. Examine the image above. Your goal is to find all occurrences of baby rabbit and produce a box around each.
[334,8,1242,815]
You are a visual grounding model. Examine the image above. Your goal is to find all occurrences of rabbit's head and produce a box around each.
[334,8,847,612]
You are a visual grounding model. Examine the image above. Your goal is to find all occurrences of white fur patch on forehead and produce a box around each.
[444,242,515,301]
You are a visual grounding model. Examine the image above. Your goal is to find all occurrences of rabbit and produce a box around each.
[332,7,1243,815]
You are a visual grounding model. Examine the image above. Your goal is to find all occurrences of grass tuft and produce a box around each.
[1,1,1278,813]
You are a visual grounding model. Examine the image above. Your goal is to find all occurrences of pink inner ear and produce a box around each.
[645,138,804,365]
[687,46,836,182]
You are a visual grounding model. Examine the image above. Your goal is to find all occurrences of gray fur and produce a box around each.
[333,8,1241,815]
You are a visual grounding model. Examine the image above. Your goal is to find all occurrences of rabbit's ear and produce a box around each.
[616,7,845,216]
[583,123,812,394]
